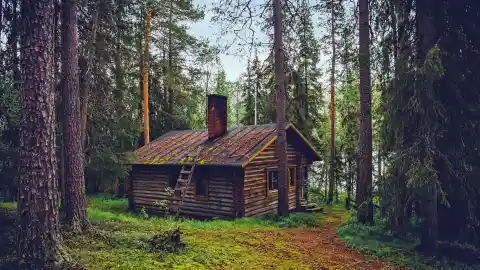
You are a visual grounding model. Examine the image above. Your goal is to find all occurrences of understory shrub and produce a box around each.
[147,227,185,253]
[337,215,480,269]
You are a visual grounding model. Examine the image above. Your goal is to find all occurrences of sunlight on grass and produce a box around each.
[0,195,330,269]
[0,202,16,211]
[64,195,325,269]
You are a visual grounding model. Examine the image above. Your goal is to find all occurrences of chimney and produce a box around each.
[207,94,227,140]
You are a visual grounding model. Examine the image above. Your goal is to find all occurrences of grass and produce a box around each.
[1,195,326,270]
[337,214,480,270]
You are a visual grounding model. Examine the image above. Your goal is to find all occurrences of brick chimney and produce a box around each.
[207,94,227,140]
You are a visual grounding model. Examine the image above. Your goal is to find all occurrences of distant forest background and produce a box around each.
[1,0,480,250]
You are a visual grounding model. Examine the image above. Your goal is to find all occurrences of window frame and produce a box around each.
[194,170,209,200]
[266,169,279,193]
[168,174,177,189]
[288,166,296,190]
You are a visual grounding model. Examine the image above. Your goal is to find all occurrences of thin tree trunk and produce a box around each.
[0,0,2,34]
[9,0,20,84]
[80,4,99,149]
[324,163,328,201]
[17,0,65,267]
[61,0,89,233]
[273,0,289,216]
[115,0,125,101]
[346,157,352,210]
[357,0,374,224]
[328,0,336,205]
[335,155,339,204]
[167,0,174,130]
[8,0,20,201]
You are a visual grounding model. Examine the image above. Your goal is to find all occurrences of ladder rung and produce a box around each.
[177,179,189,184]
[180,170,191,174]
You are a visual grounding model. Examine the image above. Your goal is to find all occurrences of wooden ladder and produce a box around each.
[170,147,202,216]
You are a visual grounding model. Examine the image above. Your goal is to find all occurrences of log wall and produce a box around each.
[243,141,309,216]
[130,165,241,218]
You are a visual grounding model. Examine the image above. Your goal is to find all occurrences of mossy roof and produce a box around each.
[132,123,321,166]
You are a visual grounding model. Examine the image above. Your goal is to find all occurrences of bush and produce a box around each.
[337,215,480,269]
[147,227,185,253]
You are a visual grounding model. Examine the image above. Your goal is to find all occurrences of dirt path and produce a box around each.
[255,211,395,270]
[286,221,392,269]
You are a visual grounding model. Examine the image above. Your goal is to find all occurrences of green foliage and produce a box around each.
[69,196,327,269]
[337,215,480,269]
[1,196,329,269]
[146,227,184,253]
[0,80,19,200]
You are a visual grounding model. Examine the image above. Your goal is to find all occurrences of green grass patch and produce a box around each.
[1,195,325,269]
[0,201,15,212]
[337,215,480,270]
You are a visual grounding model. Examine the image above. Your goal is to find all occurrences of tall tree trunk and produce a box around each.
[346,156,352,210]
[328,0,336,205]
[17,0,64,267]
[9,0,20,84]
[167,0,174,130]
[0,0,2,34]
[115,0,125,101]
[54,0,65,216]
[273,0,289,216]
[324,162,328,200]
[8,0,20,200]
[80,4,99,149]
[357,0,374,224]
[61,0,89,232]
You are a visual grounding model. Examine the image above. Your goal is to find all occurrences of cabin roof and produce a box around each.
[132,123,321,167]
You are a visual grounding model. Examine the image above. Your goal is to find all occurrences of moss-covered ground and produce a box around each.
[0,196,394,270]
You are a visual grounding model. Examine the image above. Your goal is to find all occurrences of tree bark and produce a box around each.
[357,0,373,224]
[328,0,336,205]
[323,162,328,200]
[9,0,20,84]
[61,0,89,233]
[114,0,125,102]
[167,0,174,130]
[346,156,352,210]
[273,0,289,216]
[17,0,65,267]
[80,4,99,150]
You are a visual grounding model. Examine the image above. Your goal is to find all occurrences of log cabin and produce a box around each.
[129,94,321,218]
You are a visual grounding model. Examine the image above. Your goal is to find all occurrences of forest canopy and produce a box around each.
[1,0,480,268]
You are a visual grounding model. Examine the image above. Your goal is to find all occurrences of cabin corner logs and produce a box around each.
[128,140,311,218]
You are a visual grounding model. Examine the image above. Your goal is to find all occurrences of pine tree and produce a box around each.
[357,0,373,224]
[273,0,289,216]
[17,0,64,266]
[61,0,89,233]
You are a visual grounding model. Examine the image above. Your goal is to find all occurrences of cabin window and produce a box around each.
[267,170,279,191]
[289,167,296,189]
[168,174,177,189]
[195,172,208,197]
